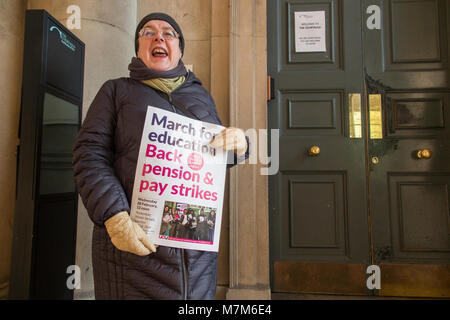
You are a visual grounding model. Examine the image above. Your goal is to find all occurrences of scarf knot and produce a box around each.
[128,57,188,80]
[128,57,188,93]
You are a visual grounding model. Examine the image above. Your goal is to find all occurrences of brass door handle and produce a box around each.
[417,149,432,159]
[308,146,320,156]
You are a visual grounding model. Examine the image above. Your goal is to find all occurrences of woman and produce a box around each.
[170,209,181,238]
[186,209,198,240]
[160,208,172,237]
[180,208,189,239]
[72,12,248,300]
[197,209,208,241]
[207,210,216,242]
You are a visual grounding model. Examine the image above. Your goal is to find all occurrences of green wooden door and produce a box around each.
[268,0,450,297]
[268,0,371,295]
[364,0,450,297]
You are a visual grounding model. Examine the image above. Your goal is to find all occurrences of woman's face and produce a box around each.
[137,19,182,71]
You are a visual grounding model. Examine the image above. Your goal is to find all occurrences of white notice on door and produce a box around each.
[294,11,326,53]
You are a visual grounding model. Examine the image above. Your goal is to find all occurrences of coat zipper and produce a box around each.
[181,249,188,300]
[167,93,177,113]
[147,78,189,299]
[167,88,188,300]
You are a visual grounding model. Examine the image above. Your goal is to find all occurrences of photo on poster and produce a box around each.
[159,201,217,246]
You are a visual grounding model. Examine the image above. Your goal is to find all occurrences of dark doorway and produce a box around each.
[10,10,84,300]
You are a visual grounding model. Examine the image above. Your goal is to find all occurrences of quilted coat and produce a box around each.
[72,59,246,300]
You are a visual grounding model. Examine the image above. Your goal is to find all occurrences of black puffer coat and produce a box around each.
[72,61,241,299]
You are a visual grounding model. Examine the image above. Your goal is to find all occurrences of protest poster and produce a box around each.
[129,106,227,252]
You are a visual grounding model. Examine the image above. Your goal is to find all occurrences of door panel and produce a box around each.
[279,172,349,258]
[379,264,450,297]
[274,262,367,295]
[269,0,370,295]
[281,91,344,136]
[365,0,450,89]
[386,92,449,138]
[389,176,450,254]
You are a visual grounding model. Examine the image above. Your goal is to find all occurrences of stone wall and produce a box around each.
[0,0,27,300]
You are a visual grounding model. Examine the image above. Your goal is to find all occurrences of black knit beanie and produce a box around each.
[135,12,185,56]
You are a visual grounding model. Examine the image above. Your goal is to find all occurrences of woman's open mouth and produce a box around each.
[152,48,168,57]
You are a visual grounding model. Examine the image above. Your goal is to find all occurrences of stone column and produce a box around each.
[211,0,231,299]
[0,0,28,300]
[27,0,137,299]
[226,0,270,300]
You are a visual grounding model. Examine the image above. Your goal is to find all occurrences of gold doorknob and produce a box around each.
[371,156,380,165]
[308,146,320,156]
[417,149,432,159]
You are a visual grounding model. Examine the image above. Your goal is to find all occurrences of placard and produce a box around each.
[130,106,227,252]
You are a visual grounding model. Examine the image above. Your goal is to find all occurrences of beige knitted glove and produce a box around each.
[210,127,247,156]
[105,211,157,256]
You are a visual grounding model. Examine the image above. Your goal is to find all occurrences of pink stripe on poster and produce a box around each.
[158,235,213,245]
